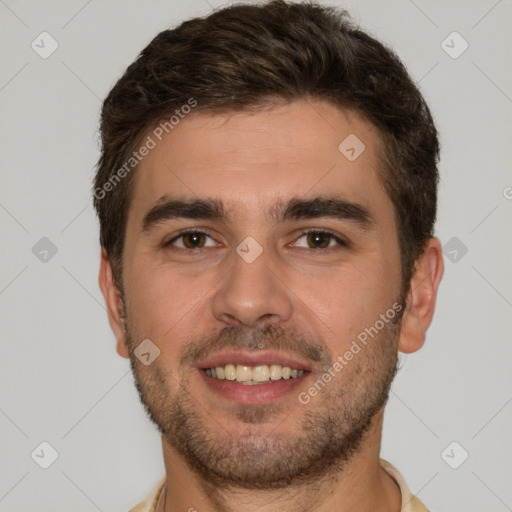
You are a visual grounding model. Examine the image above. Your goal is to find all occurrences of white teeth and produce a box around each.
[224,364,236,381]
[253,365,270,382]
[235,365,252,382]
[204,363,305,383]
[269,364,282,380]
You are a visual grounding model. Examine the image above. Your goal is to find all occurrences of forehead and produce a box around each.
[128,100,391,223]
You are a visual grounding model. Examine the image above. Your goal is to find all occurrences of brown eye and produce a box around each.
[166,231,216,250]
[306,231,332,249]
[293,230,346,250]
[182,232,206,248]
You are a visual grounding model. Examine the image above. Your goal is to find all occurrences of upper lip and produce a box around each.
[196,350,312,371]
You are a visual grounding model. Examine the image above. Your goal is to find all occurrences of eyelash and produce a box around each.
[163,228,348,252]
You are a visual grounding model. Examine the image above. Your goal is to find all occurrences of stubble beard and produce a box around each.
[126,318,400,490]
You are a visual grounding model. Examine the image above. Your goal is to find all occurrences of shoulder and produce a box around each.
[380,459,430,512]
[127,475,166,512]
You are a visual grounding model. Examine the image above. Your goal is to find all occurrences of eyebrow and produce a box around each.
[141,195,374,233]
[274,196,374,229]
[142,198,228,232]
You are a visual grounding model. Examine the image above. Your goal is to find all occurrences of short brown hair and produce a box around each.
[94,0,439,294]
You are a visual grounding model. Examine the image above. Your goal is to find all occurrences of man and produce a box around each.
[94,1,444,511]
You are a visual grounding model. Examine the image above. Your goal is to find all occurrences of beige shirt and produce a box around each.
[128,459,429,512]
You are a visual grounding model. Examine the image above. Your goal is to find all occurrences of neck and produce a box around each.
[158,411,401,512]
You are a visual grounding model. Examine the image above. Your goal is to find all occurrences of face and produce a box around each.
[107,100,408,488]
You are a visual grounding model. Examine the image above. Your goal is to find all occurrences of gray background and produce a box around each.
[1,0,511,510]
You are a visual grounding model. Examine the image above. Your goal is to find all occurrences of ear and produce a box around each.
[98,248,129,358]
[398,237,444,354]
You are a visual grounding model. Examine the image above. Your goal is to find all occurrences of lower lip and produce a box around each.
[198,369,308,404]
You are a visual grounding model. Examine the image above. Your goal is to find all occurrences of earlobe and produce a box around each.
[398,238,444,354]
[98,249,130,359]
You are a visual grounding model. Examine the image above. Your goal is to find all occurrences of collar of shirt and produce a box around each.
[128,459,429,512]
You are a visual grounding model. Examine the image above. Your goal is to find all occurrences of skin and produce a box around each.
[99,100,443,512]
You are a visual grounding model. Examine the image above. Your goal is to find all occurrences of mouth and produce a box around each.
[203,364,305,384]
[196,351,311,404]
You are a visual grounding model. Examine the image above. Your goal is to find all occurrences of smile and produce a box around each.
[204,364,306,384]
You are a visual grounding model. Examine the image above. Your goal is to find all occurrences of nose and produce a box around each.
[211,243,293,328]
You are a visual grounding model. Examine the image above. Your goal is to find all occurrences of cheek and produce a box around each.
[303,259,397,352]
[123,261,214,350]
